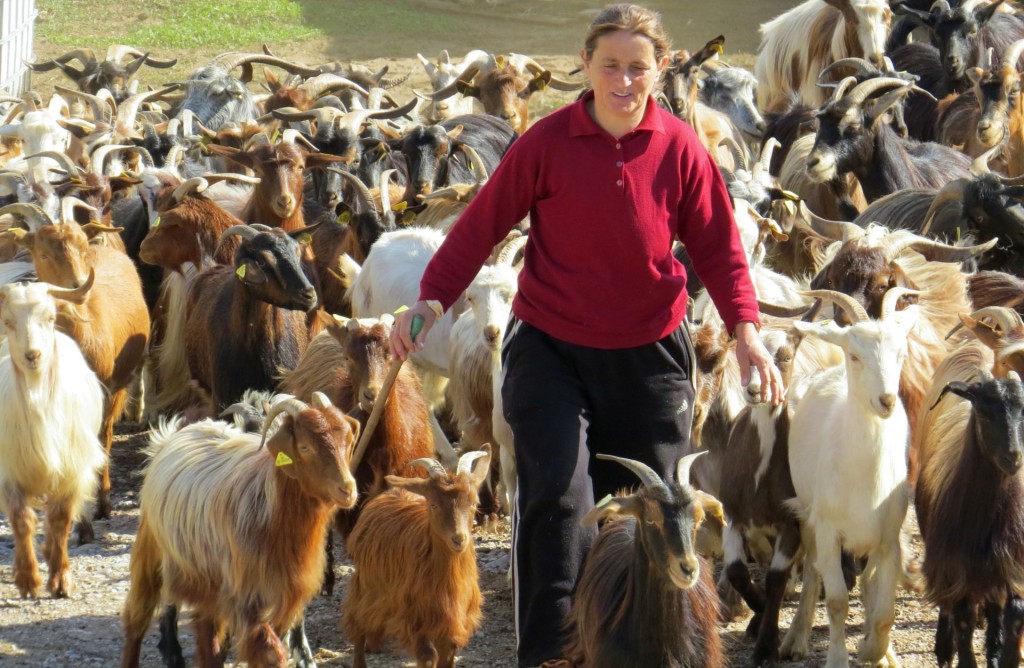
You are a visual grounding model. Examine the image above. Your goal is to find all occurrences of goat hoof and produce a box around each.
[47,571,73,598]
[779,635,808,661]
[752,644,779,667]
[719,594,749,622]
[15,570,41,599]
[746,613,763,638]
[74,520,95,546]
[94,496,112,520]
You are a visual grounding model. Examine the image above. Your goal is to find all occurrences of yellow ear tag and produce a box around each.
[336,211,351,226]
[394,304,410,314]
[271,128,281,143]
[298,232,312,245]
[401,211,416,225]
[391,201,408,212]
[275,451,293,467]
[236,263,247,279]
[496,55,506,69]
[711,43,724,56]
[152,216,160,228]
[595,494,613,510]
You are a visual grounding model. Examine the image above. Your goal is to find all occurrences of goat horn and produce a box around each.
[26,48,96,71]
[89,143,135,176]
[842,77,912,110]
[332,168,374,212]
[801,289,870,324]
[1003,38,1024,71]
[829,76,860,105]
[495,233,528,266]
[409,457,449,479]
[60,196,99,225]
[164,144,186,173]
[459,144,489,183]
[757,299,814,318]
[509,52,583,91]
[204,173,261,188]
[803,204,865,241]
[23,151,81,177]
[378,168,397,217]
[754,137,781,183]
[115,84,181,140]
[105,45,176,68]
[596,453,663,489]
[299,73,371,101]
[930,0,951,13]
[920,178,972,236]
[675,451,706,487]
[48,268,95,305]
[717,136,748,172]
[171,177,210,204]
[210,53,321,81]
[881,287,921,319]
[818,58,880,82]
[972,145,1002,176]
[889,235,998,263]
[949,306,1024,341]
[311,391,332,410]
[427,57,489,101]
[0,203,55,230]
[457,449,488,477]
[280,129,319,152]
[259,396,310,449]
[53,85,113,124]
[219,224,261,246]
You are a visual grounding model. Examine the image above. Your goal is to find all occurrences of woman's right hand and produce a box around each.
[389,300,440,361]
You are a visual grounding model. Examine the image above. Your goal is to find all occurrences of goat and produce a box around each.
[781,288,917,666]
[917,364,1024,668]
[120,393,360,668]
[970,38,1024,177]
[806,76,973,203]
[719,326,804,666]
[755,0,893,111]
[699,61,765,145]
[424,52,582,133]
[0,278,104,598]
[26,45,177,102]
[563,453,724,668]
[0,200,150,526]
[184,224,318,411]
[416,49,487,122]
[342,448,491,668]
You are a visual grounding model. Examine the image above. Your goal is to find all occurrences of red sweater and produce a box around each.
[419,91,760,349]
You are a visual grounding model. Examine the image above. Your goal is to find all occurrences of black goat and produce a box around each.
[917,369,1024,668]
[26,45,176,102]
[564,453,724,668]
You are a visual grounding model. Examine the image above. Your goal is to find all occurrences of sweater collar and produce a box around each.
[568,89,667,138]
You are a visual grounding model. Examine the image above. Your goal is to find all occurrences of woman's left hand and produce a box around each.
[733,321,785,407]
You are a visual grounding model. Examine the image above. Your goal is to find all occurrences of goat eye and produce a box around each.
[850,354,860,363]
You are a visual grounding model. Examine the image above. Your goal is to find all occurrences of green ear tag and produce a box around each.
[336,212,351,226]
[298,232,312,245]
[275,451,293,467]
[595,494,613,510]
[271,128,281,143]
[152,216,160,228]
[236,263,247,279]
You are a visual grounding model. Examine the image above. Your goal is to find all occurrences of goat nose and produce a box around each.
[362,388,378,404]
[451,533,467,550]
[979,120,991,132]
[806,156,820,168]
[24,350,40,364]
[754,120,767,134]
[879,394,897,412]
[483,325,500,341]
[301,287,317,302]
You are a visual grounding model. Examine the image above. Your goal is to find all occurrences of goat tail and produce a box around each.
[143,416,185,461]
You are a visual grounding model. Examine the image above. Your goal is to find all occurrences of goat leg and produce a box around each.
[157,605,186,668]
[321,529,336,597]
[936,607,955,668]
[195,615,227,668]
[44,496,74,597]
[351,636,368,668]
[436,637,456,668]
[4,485,41,598]
[286,615,317,668]
[987,600,1005,668]
[954,598,981,668]
[414,637,439,668]
[1001,596,1024,668]
[753,529,801,667]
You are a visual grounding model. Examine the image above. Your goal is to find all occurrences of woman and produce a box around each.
[391,5,783,665]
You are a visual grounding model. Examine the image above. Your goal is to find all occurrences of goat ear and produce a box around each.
[266,425,300,479]
[81,222,124,240]
[931,380,974,410]
[109,175,143,193]
[975,0,1005,25]
[305,152,347,170]
[455,80,479,99]
[528,71,551,93]
[792,319,847,347]
[207,144,255,169]
[385,475,432,497]
[343,413,361,451]
[581,495,643,527]
[469,445,493,488]
[693,490,725,527]
[235,261,267,285]
[0,228,32,249]
[320,311,351,344]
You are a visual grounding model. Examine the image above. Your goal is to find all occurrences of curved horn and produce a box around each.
[803,204,865,241]
[311,390,332,410]
[972,145,1002,176]
[881,286,921,319]
[829,76,860,105]
[1002,38,1024,71]
[203,173,261,188]
[210,53,321,80]
[299,73,371,101]
[89,143,134,176]
[114,84,181,140]
[0,203,55,230]
[457,449,488,477]
[259,396,310,448]
[508,52,583,91]
[930,0,951,13]
[333,168,374,211]
[378,168,397,216]
[105,45,177,68]
[596,453,664,489]
[818,57,880,82]
[753,137,781,183]
[842,77,912,110]
[920,178,972,236]
[53,85,113,123]
[675,451,706,487]
[60,196,99,225]
[458,144,489,183]
[171,177,210,204]
[717,136,748,172]
[279,129,319,153]
[496,233,528,266]
[23,151,81,177]
[26,48,97,71]
[950,305,1024,341]
[889,235,998,262]
[801,289,870,323]
[757,299,814,318]
[409,457,449,479]
[48,268,95,305]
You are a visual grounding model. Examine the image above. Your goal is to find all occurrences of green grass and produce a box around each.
[36,0,321,50]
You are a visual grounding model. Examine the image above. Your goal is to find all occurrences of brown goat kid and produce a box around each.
[342,448,491,668]
[121,394,359,668]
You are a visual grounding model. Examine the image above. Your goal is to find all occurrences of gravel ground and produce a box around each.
[0,421,986,667]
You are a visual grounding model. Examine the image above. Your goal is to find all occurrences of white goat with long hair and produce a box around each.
[756,0,892,111]
[782,288,918,668]
[0,278,105,599]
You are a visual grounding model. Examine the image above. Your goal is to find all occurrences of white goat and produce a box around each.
[447,234,527,518]
[0,96,73,183]
[782,288,918,668]
[0,279,105,599]
[416,49,486,122]
[756,0,892,110]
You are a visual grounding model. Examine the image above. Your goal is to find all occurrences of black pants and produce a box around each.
[501,319,696,667]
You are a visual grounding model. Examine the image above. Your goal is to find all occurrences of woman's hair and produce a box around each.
[582,4,672,63]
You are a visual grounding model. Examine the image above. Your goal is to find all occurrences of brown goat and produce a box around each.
[342,448,490,668]
[0,201,149,527]
[121,394,359,668]
[971,38,1024,177]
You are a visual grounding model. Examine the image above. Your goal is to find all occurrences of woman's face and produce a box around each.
[581,29,664,127]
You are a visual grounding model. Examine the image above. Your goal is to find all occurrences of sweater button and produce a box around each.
[615,142,622,149]
[616,161,623,167]
[616,179,623,186]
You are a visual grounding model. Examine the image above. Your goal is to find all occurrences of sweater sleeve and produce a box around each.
[418,135,537,311]
[676,147,760,333]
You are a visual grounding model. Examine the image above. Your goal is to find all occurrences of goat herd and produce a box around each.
[5,0,1024,666]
